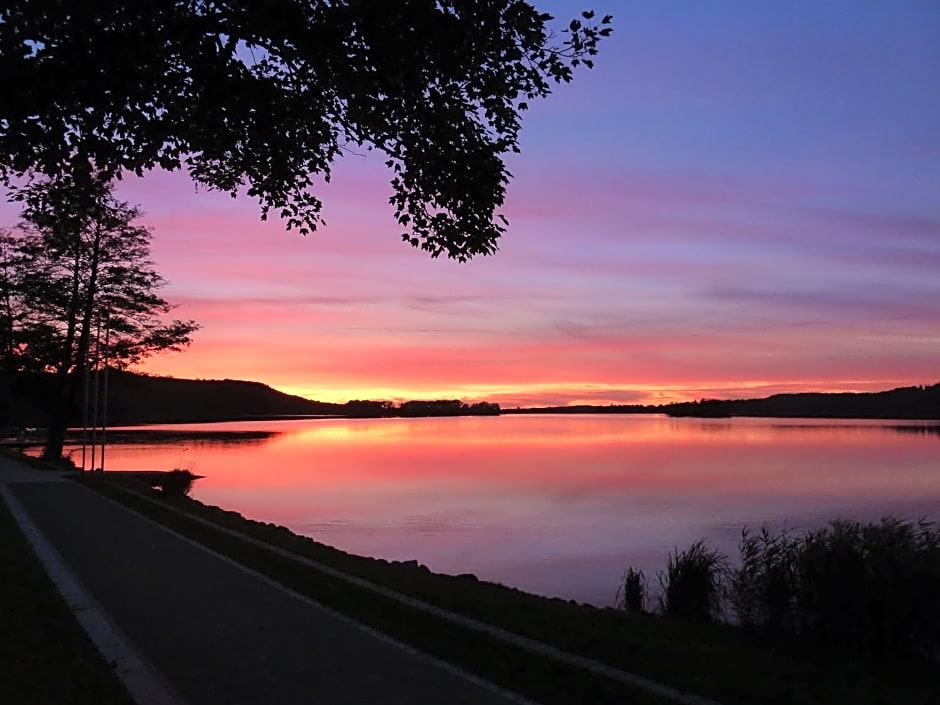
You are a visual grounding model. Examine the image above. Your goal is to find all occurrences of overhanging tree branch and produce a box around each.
[0,2,612,261]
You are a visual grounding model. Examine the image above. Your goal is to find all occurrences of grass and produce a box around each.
[0,492,136,705]
[84,471,940,705]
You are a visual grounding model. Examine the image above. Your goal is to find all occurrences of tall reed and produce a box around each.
[729,525,799,632]
[616,566,647,613]
[657,540,727,623]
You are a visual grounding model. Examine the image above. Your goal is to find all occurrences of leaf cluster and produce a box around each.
[0,2,612,261]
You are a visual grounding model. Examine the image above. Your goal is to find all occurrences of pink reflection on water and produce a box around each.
[94,416,940,606]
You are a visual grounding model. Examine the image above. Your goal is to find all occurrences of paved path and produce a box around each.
[0,456,530,705]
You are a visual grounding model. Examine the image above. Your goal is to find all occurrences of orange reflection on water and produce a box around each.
[94,415,940,606]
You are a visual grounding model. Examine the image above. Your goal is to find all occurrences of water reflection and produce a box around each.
[82,415,940,606]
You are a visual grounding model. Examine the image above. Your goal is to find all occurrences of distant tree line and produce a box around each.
[501,385,940,420]
[502,404,659,415]
[663,384,940,420]
[343,399,500,418]
[5,371,936,430]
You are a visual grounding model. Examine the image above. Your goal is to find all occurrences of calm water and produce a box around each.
[79,415,940,606]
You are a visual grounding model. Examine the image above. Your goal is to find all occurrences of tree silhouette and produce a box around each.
[0,3,612,261]
[1,172,197,459]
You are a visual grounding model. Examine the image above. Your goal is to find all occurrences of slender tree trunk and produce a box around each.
[42,230,87,462]
[59,239,83,373]
[0,238,18,371]
[75,223,101,378]
[42,373,73,461]
[0,292,14,373]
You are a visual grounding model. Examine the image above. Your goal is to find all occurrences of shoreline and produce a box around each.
[5,449,937,705]
[75,410,940,428]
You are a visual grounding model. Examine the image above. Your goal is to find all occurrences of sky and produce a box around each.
[6,1,940,406]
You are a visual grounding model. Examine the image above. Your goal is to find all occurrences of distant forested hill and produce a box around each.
[663,383,940,420]
[104,371,343,423]
[503,384,940,420]
[0,370,342,426]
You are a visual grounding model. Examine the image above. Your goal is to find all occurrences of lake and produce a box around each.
[77,415,940,606]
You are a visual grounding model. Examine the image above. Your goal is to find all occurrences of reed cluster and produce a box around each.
[621,517,940,659]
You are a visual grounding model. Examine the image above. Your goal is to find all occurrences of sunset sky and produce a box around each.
[6,1,940,406]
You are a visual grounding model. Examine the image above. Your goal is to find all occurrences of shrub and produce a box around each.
[157,469,198,497]
[657,540,728,622]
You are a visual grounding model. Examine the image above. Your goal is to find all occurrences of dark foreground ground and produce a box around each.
[0,487,136,705]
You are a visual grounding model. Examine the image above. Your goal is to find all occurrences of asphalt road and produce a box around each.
[6,472,528,705]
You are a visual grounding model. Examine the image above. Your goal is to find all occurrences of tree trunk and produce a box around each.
[41,369,85,463]
[75,223,101,377]
[41,374,72,461]
[56,240,84,377]
[42,221,93,463]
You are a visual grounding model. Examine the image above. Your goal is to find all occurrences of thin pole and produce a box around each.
[90,312,100,471]
[81,354,90,473]
[99,310,110,473]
